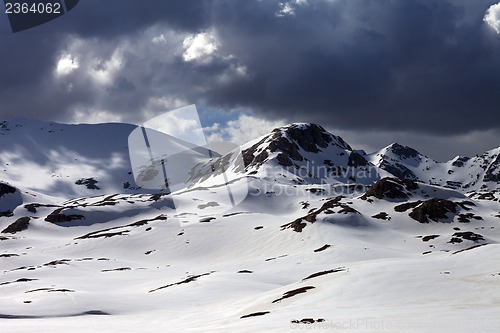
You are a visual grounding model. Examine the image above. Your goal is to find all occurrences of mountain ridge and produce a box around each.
[235,122,500,193]
[1,119,499,199]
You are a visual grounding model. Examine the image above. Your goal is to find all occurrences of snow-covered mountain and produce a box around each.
[237,123,379,185]
[369,142,500,192]
[0,118,141,199]
[1,119,497,201]
[1,119,499,332]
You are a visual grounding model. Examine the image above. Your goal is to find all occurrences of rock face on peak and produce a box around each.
[277,123,351,153]
[387,143,422,160]
[239,123,377,185]
[368,143,427,181]
[242,123,352,169]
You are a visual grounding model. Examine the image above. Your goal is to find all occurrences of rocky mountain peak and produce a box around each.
[241,123,354,171]
[387,143,423,160]
[272,123,351,153]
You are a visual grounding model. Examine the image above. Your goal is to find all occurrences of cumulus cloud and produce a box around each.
[205,114,286,145]
[276,0,308,17]
[55,54,79,76]
[70,108,124,124]
[182,32,218,63]
[484,2,500,33]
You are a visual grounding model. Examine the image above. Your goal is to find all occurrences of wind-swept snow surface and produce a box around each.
[1,120,499,332]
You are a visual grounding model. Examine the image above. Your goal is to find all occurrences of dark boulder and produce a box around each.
[0,211,13,217]
[45,208,84,223]
[394,201,422,212]
[362,177,418,200]
[75,178,100,190]
[451,231,484,242]
[0,183,16,197]
[2,217,30,234]
[409,199,457,223]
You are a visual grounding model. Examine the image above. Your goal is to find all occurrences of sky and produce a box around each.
[1,0,500,161]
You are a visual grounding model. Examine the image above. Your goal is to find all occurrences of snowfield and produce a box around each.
[1,120,499,332]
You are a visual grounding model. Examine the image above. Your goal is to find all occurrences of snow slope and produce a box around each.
[0,120,499,332]
[0,119,140,199]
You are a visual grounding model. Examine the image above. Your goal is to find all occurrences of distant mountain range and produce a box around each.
[235,122,500,193]
[1,119,498,199]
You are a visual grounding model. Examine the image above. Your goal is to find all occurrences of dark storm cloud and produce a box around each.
[203,0,500,135]
[0,0,213,120]
[58,0,212,37]
[0,0,500,138]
